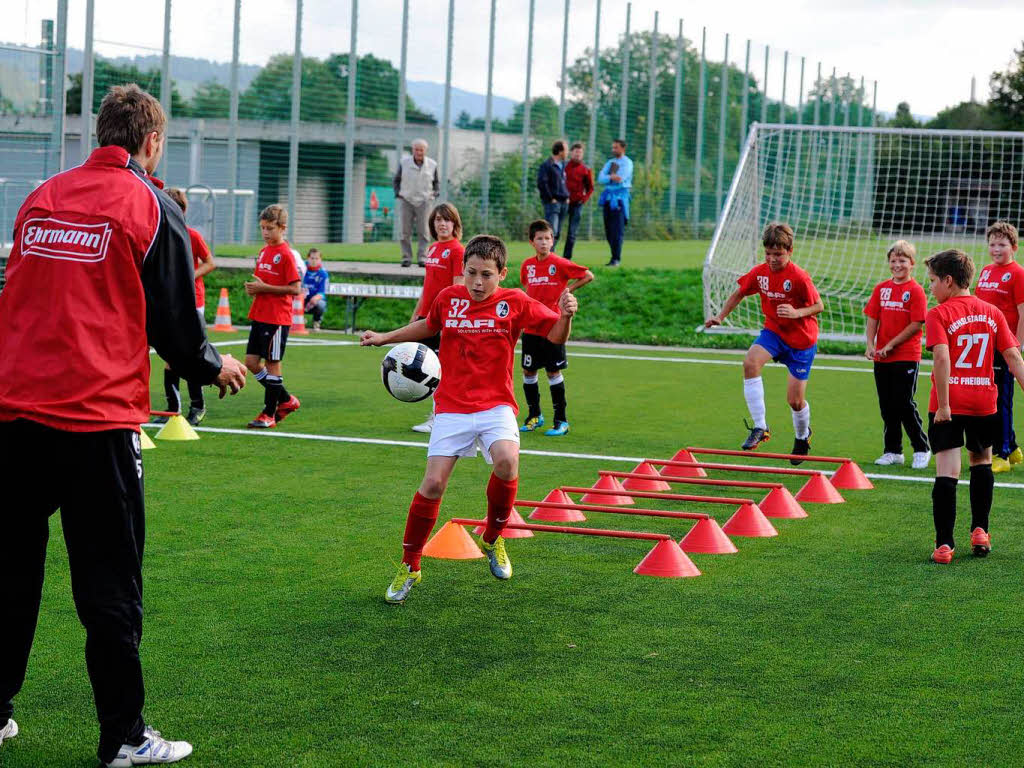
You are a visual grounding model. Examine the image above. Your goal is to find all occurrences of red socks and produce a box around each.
[483,473,519,544]
[401,492,441,571]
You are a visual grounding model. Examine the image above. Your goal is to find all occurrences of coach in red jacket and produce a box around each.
[563,142,594,260]
[0,84,247,766]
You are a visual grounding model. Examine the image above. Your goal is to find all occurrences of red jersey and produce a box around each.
[975,261,1024,336]
[520,253,589,311]
[737,261,821,349]
[863,278,927,362]
[415,239,464,317]
[188,226,210,309]
[425,285,560,414]
[925,295,1017,416]
[248,241,300,325]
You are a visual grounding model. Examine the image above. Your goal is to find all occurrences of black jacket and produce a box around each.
[537,157,569,202]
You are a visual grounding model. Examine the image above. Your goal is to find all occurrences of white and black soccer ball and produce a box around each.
[381,342,441,402]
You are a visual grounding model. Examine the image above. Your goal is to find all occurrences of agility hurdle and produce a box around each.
[682,447,874,490]
[645,459,845,504]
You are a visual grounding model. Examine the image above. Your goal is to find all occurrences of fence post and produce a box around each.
[481,0,496,231]
[586,0,601,240]
[790,56,804,213]
[559,0,569,138]
[521,0,535,213]
[619,3,631,142]
[80,0,94,163]
[394,0,408,241]
[739,39,749,153]
[288,0,303,234]
[668,19,683,222]
[715,33,729,217]
[772,50,787,218]
[159,0,171,180]
[760,45,768,125]
[228,0,240,242]
[440,0,454,200]
[814,62,822,126]
[692,27,706,234]
[343,0,357,242]
[52,0,68,173]
[645,11,658,165]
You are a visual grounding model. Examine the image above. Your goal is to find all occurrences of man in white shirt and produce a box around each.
[393,139,440,267]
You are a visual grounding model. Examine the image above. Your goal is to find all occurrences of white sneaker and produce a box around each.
[874,453,904,466]
[105,726,193,766]
[411,413,434,433]
[0,718,18,746]
[912,450,932,469]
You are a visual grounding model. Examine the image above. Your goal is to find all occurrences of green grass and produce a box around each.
[7,337,1024,766]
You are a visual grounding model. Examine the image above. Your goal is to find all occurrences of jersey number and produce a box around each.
[954,333,989,369]
[448,298,469,318]
[757,276,770,291]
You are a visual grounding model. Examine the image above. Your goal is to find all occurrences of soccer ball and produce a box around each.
[381,342,441,402]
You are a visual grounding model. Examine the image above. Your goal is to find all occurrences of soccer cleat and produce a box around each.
[104,726,193,766]
[875,453,905,466]
[312,321,321,331]
[544,421,570,436]
[479,535,512,580]
[247,412,276,429]
[0,718,18,747]
[275,395,301,424]
[185,407,206,427]
[911,451,932,470]
[1009,447,1023,465]
[931,544,954,564]
[385,564,422,604]
[520,414,545,432]
[411,413,434,433]
[741,420,770,451]
[970,527,992,557]
[790,429,812,465]
[992,456,1012,474]
[150,415,171,425]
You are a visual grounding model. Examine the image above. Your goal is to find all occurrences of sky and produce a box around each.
[12,0,1024,117]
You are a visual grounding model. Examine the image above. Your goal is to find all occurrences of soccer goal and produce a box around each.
[703,124,1024,342]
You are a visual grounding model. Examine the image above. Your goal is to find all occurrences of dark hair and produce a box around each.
[570,142,583,151]
[612,138,626,149]
[165,187,187,214]
[463,234,508,271]
[528,219,553,241]
[307,247,322,258]
[552,140,566,155]
[986,220,1019,249]
[95,84,166,155]
[762,222,794,251]
[925,249,975,289]
[428,202,463,240]
[260,204,287,227]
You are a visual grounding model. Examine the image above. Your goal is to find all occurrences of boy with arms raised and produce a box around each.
[361,235,578,603]
[924,249,1024,563]
[705,222,824,462]
[519,218,593,436]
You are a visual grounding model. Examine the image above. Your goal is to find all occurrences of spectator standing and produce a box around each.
[563,142,594,260]
[537,141,569,247]
[597,139,633,267]
[393,139,440,267]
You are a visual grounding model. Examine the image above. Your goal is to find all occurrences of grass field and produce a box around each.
[7,334,1024,766]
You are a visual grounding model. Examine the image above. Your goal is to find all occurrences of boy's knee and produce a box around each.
[420,475,448,498]
[743,359,762,378]
[493,456,518,480]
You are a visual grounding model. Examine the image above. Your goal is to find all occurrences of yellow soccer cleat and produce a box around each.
[385,564,422,604]
[1009,447,1023,465]
[992,456,1012,474]
[479,535,512,580]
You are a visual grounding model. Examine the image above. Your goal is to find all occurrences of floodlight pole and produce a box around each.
[288,0,303,234]
[668,19,683,222]
[481,0,496,231]
[439,0,454,200]
[80,0,94,163]
[619,3,631,143]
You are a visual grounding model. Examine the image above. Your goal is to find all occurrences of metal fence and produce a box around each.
[1,0,878,249]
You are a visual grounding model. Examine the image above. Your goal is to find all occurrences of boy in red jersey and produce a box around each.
[974,221,1024,473]
[519,219,593,436]
[244,204,302,428]
[409,202,464,434]
[705,222,824,462]
[361,235,579,604]
[864,240,930,469]
[924,249,1024,563]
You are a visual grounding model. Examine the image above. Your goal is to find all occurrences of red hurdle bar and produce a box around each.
[684,446,874,490]
[559,486,756,507]
[518,499,709,521]
[451,518,669,540]
[645,460,845,504]
[600,470,781,491]
[150,409,178,418]
[686,446,849,463]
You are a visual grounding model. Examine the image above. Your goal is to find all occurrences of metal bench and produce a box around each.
[327,282,422,332]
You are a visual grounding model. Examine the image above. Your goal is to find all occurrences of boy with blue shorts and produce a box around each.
[705,222,824,463]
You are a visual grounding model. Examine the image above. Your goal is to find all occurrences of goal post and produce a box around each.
[703,123,1024,343]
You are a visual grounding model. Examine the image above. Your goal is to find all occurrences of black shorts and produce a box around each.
[521,332,567,372]
[928,412,1000,454]
[247,321,289,361]
[414,315,440,352]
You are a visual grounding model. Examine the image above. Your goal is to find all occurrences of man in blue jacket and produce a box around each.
[536,141,569,247]
[597,139,633,267]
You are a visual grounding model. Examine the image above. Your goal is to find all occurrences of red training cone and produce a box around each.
[633,539,701,578]
[528,489,586,522]
[473,507,535,538]
[622,462,672,492]
[679,517,738,554]
[722,502,779,537]
[831,461,874,490]
[581,475,635,505]
[290,292,309,335]
[795,473,846,504]
[759,486,808,518]
[659,449,708,478]
[423,520,485,559]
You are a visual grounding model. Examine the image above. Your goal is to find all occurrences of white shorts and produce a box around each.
[427,405,520,465]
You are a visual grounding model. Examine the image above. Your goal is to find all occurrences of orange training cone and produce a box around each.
[831,461,874,490]
[472,507,535,538]
[290,292,309,335]
[722,502,778,537]
[528,489,586,522]
[622,462,672,492]
[659,449,708,478]
[212,287,235,332]
[423,520,485,559]
[633,539,701,578]
[581,475,635,505]
[795,473,846,504]
[759,486,808,518]
[680,517,739,554]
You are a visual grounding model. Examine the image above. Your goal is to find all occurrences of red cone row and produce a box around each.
[527,489,586,522]
[795,473,845,504]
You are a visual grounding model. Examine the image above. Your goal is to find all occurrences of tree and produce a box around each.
[989,43,1024,129]
[887,102,919,128]
[190,80,231,119]
[927,101,996,130]
[67,57,189,116]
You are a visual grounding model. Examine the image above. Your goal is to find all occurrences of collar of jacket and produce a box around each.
[85,145,164,187]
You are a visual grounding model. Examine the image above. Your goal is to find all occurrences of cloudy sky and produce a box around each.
[13,0,1024,117]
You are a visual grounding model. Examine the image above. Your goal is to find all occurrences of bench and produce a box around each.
[327,282,422,332]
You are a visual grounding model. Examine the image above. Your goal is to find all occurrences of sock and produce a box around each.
[932,476,958,548]
[792,401,811,440]
[255,368,269,387]
[523,373,540,417]
[483,473,519,544]
[163,369,181,412]
[401,491,441,571]
[549,376,567,423]
[743,377,767,430]
[969,464,994,533]
[187,378,205,410]
[263,375,283,416]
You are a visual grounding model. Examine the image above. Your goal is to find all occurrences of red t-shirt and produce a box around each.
[415,239,464,317]
[925,295,1017,416]
[248,241,300,325]
[188,227,210,309]
[863,278,927,362]
[425,285,560,414]
[737,261,821,349]
[520,253,590,311]
[975,261,1024,335]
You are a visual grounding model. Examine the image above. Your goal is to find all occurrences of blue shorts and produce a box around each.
[754,329,816,381]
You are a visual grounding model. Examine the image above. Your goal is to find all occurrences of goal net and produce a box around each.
[703,124,1024,342]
